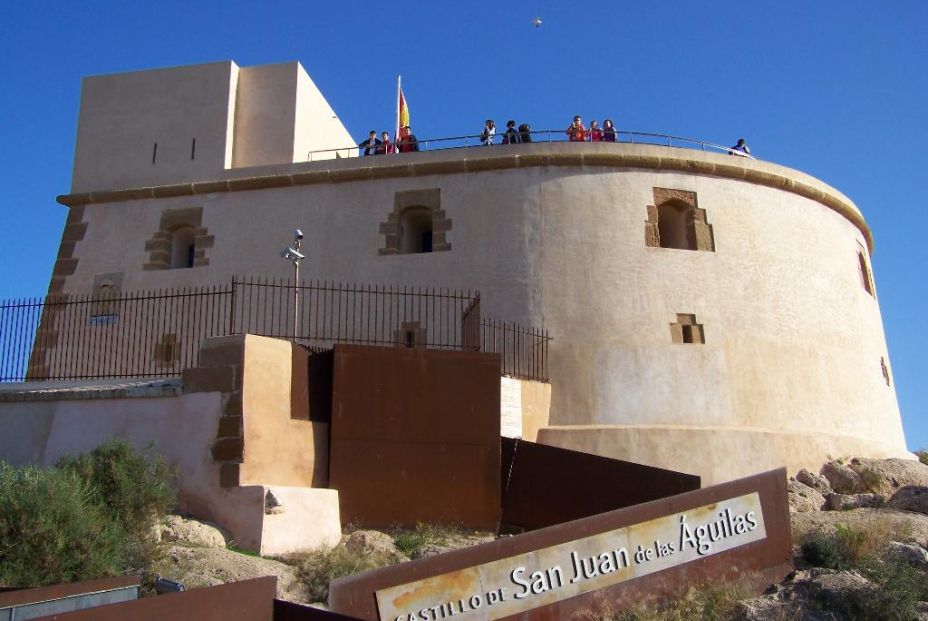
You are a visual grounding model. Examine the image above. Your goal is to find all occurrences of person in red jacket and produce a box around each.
[588,120,604,142]
[566,115,586,141]
[379,131,395,154]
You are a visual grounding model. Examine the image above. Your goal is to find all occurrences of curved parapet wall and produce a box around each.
[52,143,907,483]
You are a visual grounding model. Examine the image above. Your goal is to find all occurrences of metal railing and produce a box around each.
[0,277,551,383]
[308,129,755,161]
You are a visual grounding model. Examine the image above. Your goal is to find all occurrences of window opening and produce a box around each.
[152,142,158,164]
[657,202,696,250]
[858,251,874,296]
[399,207,434,254]
[191,138,197,160]
[171,227,197,269]
[670,313,705,344]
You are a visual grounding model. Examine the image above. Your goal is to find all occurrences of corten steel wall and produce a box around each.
[328,469,792,621]
[329,344,502,530]
[500,438,700,532]
[274,600,366,621]
[31,577,276,621]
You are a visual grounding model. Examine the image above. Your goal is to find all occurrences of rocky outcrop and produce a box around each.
[344,530,409,563]
[826,493,883,511]
[152,545,308,603]
[157,515,228,548]
[848,458,928,498]
[788,478,827,513]
[796,468,833,496]
[888,486,928,515]
[820,461,864,494]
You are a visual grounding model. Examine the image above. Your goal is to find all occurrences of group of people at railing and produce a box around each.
[358,127,421,155]
[357,116,753,157]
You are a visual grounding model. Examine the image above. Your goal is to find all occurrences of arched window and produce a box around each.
[399,207,433,254]
[171,226,197,269]
[657,202,696,251]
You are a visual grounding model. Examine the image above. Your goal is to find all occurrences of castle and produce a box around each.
[44,59,909,484]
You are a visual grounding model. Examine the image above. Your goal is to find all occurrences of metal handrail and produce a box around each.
[309,130,756,161]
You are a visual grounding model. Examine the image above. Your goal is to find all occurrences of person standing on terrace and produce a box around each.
[602,119,617,142]
[397,126,419,153]
[567,115,586,141]
[502,120,521,144]
[730,138,751,156]
[589,120,604,142]
[379,131,395,154]
[481,120,496,146]
[358,130,382,156]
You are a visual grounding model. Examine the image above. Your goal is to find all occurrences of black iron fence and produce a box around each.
[0,277,550,383]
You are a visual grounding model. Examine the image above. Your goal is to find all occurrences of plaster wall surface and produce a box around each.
[239,334,328,487]
[72,61,239,193]
[0,386,339,554]
[70,60,353,194]
[53,142,908,481]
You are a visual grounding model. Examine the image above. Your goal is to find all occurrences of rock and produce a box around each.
[887,486,928,515]
[791,508,928,548]
[820,461,864,494]
[159,515,227,548]
[826,493,883,511]
[887,541,928,569]
[796,468,833,495]
[849,458,928,498]
[151,544,307,603]
[788,478,827,512]
[791,568,873,612]
[344,530,408,563]
[265,489,284,515]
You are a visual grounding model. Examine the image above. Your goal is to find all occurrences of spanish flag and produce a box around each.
[395,76,409,141]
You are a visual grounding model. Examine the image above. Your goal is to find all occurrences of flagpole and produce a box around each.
[395,75,402,145]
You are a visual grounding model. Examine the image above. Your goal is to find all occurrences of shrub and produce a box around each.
[916,449,928,466]
[858,467,883,493]
[57,439,174,572]
[57,439,174,536]
[392,522,456,559]
[575,579,752,621]
[0,462,124,587]
[801,521,898,569]
[293,545,396,603]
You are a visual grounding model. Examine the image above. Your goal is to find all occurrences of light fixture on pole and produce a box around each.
[280,229,305,336]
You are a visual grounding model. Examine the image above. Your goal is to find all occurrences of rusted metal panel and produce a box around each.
[0,575,139,610]
[328,468,792,621]
[329,345,502,530]
[30,576,275,621]
[500,438,700,531]
[274,599,367,620]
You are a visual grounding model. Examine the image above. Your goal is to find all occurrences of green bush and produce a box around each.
[293,545,396,603]
[0,462,124,587]
[0,439,175,587]
[57,439,174,537]
[916,449,928,466]
[392,522,456,559]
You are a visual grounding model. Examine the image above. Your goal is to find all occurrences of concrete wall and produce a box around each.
[0,336,340,555]
[53,136,909,484]
[70,60,352,193]
[72,61,239,192]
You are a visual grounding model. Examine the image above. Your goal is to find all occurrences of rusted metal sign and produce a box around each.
[377,493,764,621]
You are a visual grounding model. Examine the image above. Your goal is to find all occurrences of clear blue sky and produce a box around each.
[1,2,925,449]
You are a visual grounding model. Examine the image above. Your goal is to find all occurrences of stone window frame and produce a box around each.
[645,188,715,252]
[144,207,214,270]
[857,243,875,297]
[670,313,705,344]
[379,189,451,255]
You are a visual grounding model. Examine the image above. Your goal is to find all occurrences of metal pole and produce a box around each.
[294,260,299,338]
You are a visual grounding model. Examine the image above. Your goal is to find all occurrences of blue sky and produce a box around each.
[1,2,925,448]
